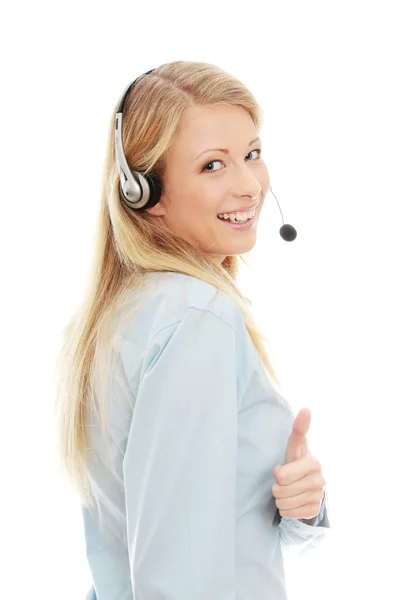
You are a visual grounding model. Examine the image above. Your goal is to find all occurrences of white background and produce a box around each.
[1,1,399,598]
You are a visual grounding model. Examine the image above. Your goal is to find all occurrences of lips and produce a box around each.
[216,213,257,230]
[217,201,259,217]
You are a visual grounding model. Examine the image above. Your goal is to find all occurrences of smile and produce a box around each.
[217,206,256,223]
[217,210,257,230]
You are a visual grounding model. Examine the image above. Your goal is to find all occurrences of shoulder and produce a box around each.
[117,271,243,347]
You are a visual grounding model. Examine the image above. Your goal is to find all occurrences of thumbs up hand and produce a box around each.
[272,408,326,520]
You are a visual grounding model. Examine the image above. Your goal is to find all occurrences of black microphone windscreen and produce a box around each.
[280,224,297,242]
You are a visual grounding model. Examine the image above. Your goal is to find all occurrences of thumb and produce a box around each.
[284,407,312,464]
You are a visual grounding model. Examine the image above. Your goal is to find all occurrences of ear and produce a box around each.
[144,200,166,217]
[144,190,169,217]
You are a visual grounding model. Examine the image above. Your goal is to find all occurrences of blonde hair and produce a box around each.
[53,60,290,510]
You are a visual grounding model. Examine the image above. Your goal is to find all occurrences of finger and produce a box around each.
[279,502,322,520]
[272,470,326,499]
[275,454,321,486]
[275,489,324,511]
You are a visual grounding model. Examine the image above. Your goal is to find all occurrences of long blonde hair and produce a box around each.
[54,60,290,510]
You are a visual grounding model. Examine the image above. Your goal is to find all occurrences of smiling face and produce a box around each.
[145,103,271,264]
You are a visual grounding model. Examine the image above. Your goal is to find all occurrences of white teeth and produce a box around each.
[217,208,255,222]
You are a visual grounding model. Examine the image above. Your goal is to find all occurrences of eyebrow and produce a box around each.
[194,137,261,161]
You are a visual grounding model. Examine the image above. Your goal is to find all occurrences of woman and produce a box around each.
[54,61,330,600]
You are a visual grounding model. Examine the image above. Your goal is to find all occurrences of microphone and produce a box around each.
[269,187,297,241]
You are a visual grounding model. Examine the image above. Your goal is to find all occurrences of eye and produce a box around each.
[247,148,262,160]
[201,148,262,173]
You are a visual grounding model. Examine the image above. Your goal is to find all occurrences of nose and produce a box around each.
[241,185,262,202]
[233,163,262,200]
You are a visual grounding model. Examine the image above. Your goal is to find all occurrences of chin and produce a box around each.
[206,230,258,262]
[227,237,257,255]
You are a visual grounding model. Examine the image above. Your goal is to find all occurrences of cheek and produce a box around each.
[184,188,220,220]
[165,176,225,223]
[259,163,270,187]
[165,189,210,227]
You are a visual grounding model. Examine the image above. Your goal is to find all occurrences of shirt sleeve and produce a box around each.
[122,307,238,599]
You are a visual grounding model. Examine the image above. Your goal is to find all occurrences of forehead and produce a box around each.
[172,104,257,156]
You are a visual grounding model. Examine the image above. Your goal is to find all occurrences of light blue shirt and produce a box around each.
[82,272,330,600]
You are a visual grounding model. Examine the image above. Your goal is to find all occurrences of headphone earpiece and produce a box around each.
[119,170,162,210]
[144,173,163,209]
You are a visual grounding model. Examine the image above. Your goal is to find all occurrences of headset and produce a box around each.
[114,68,161,210]
[114,68,297,241]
